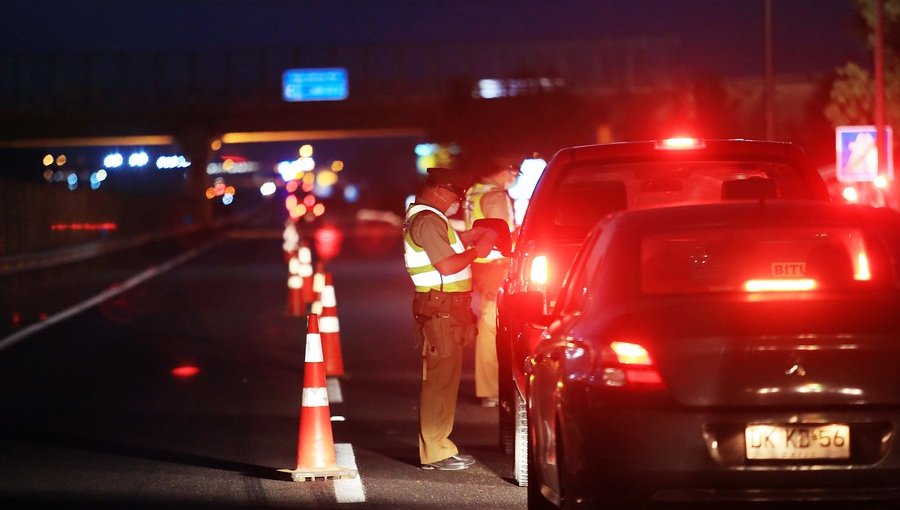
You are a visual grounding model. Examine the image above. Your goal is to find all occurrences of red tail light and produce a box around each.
[528,254,548,287]
[598,341,665,390]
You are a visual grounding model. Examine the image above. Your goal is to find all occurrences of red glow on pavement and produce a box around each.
[314,224,344,262]
[50,222,118,231]
[171,365,200,378]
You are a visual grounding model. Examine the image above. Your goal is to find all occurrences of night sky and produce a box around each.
[2,0,867,77]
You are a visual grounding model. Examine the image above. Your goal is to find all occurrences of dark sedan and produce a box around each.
[523,201,900,509]
[498,138,832,485]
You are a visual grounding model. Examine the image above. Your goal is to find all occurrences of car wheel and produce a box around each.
[513,385,529,486]
[498,370,514,454]
[527,407,554,510]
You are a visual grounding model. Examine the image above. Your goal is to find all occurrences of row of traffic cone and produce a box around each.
[282,228,351,480]
[287,242,316,314]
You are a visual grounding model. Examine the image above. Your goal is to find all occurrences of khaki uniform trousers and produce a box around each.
[418,340,463,464]
[413,290,475,465]
[471,261,508,399]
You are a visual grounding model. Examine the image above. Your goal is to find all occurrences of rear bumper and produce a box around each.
[561,400,900,504]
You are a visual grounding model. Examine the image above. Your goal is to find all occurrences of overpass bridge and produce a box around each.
[0,37,686,257]
[1,37,683,154]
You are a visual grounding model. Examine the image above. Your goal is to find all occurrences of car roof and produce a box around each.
[613,201,893,235]
[553,139,807,164]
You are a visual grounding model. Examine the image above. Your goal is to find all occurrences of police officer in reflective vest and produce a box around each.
[404,167,496,471]
[464,164,518,407]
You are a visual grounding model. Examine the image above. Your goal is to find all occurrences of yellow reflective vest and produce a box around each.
[464,182,513,263]
[404,204,473,293]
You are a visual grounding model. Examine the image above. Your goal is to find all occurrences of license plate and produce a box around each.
[745,424,850,460]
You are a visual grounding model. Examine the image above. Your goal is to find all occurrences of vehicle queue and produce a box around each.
[407,138,900,509]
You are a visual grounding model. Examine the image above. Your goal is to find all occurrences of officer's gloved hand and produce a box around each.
[459,226,486,246]
[474,229,497,258]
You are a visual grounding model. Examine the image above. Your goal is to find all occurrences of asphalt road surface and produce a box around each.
[0,217,526,509]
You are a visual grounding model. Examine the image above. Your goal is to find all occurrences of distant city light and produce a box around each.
[286,180,299,193]
[104,153,124,168]
[42,154,54,166]
[96,169,108,181]
[260,182,277,196]
[316,169,338,187]
[414,142,459,175]
[476,77,565,99]
[842,186,859,203]
[56,154,67,166]
[344,184,359,203]
[157,155,191,169]
[331,160,344,172]
[210,139,222,151]
[43,169,53,182]
[312,203,325,216]
[222,193,234,206]
[299,144,314,158]
[50,222,118,231]
[205,187,216,200]
[277,161,293,181]
[299,157,315,172]
[415,143,436,157]
[89,172,102,190]
[128,151,149,167]
[874,175,889,189]
[66,173,78,190]
[303,194,317,207]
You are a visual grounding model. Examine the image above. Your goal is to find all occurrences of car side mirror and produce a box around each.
[506,291,553,328]
[472,217,513,256]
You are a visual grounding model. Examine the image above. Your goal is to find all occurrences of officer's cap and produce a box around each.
[425,167,470,197]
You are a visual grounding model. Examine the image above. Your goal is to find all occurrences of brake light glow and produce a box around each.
[744,278,817,292]
[656,137,705,150]
[529,255,548,285]
[854,252,871,281]
[600,341,665,390]
[610,341,653,365]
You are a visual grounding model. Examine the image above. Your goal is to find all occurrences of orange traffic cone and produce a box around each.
[287,314,356,481]
[299,242,315,304]
[287,254,305,317]
[319,273,345,377]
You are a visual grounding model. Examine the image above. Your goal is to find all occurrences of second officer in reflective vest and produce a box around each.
[404,167,496,471]
[464,164,518,407]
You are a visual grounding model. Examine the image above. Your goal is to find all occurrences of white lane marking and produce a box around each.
[0,240,220,353]
[334,443,365,503]
[327,377,344,403]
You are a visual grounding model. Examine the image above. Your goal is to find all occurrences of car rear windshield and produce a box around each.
[640,226,894,295]
[545,160,812,236]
